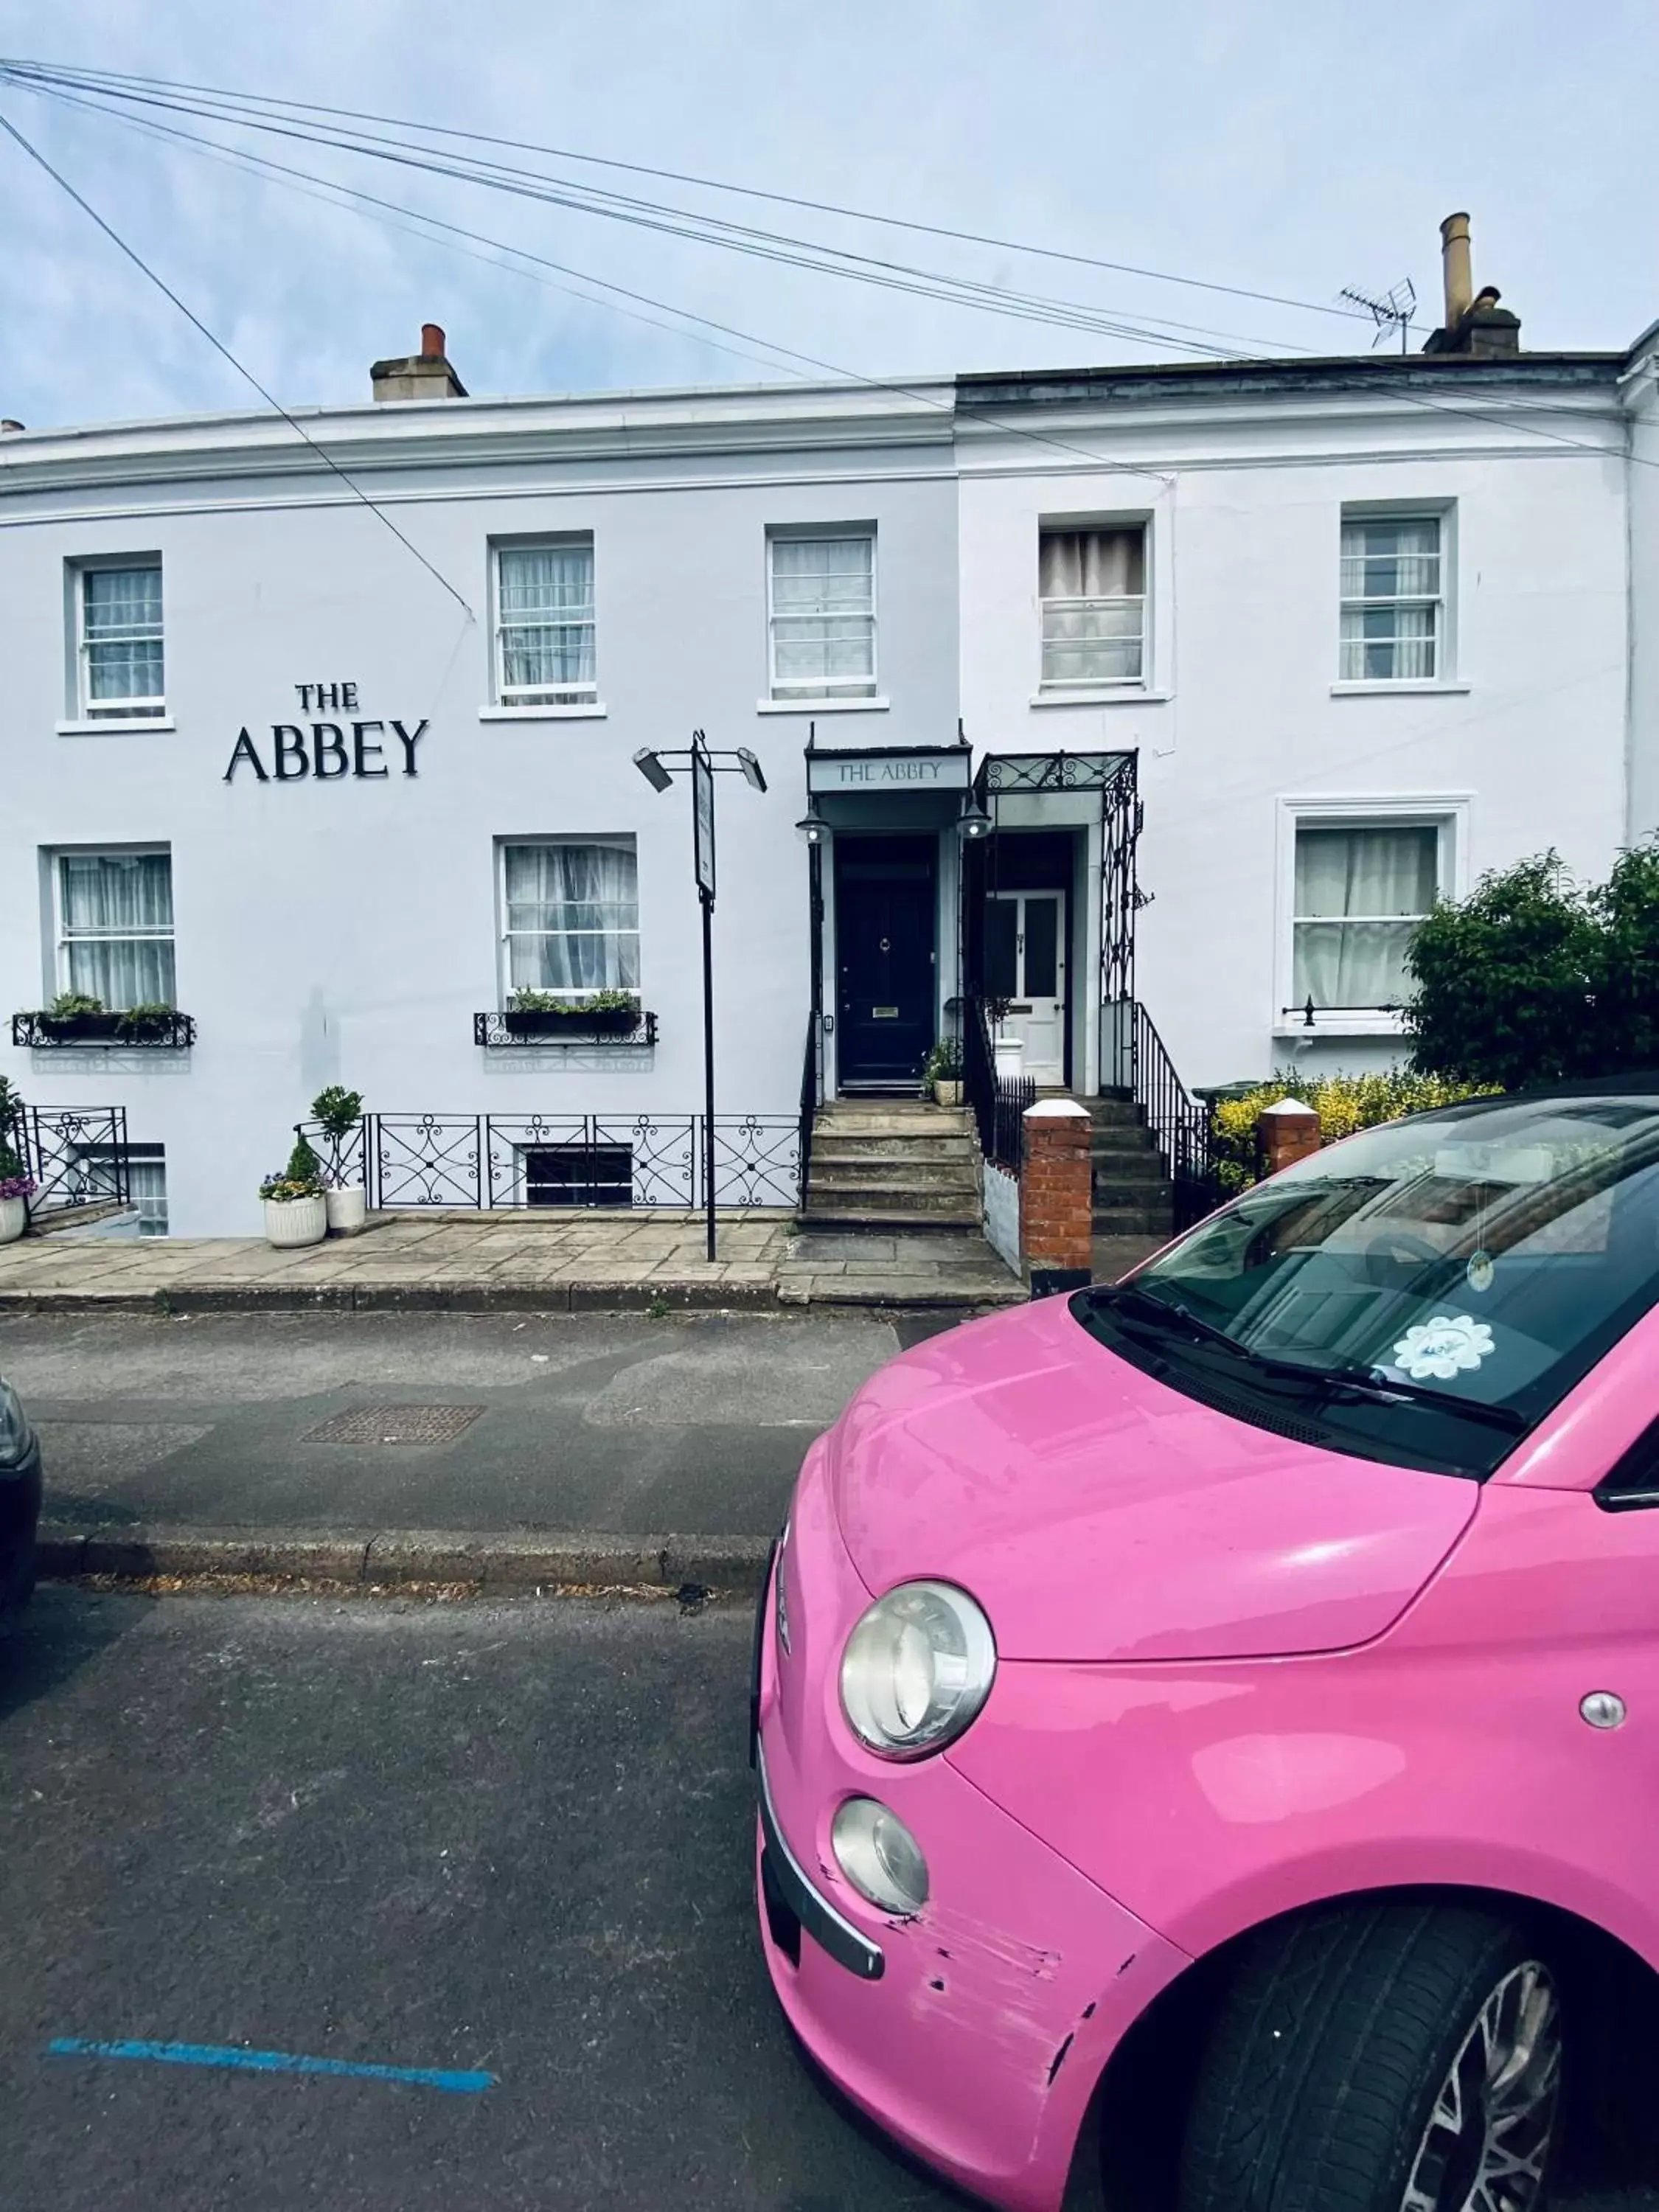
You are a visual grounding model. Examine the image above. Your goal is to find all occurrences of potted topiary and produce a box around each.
[922,1037,964,1107]
[503,988,641,1039]
[310,1085,367,1234]
[259,1135,327,1248]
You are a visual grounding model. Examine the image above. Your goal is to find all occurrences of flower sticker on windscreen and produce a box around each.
[1392,1313,1497,1383]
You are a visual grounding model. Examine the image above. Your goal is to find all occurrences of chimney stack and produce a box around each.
[0,419,24,434]
[370,321,468,403]
[1440,212,1473,329]
[1422,214,1521,358]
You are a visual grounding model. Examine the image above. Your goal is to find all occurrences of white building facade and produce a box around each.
[4,313,1657,1237]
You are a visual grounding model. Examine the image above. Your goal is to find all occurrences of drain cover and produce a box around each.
[303,1404,484,1445]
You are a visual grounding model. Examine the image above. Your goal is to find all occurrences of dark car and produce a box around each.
[0,1371,42,1624]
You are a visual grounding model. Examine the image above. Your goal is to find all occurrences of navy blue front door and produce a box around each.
[835,838,936,1088]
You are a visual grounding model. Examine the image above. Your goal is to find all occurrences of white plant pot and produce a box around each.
[993,1036,1025,1080]
[324,1184,368,1236]
[933,1079,964,1107]
[262,1193,327,1248]
[0,1194,27,1246]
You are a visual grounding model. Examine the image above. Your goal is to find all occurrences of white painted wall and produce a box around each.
[1,385,959,1233]
[957,371,1633,1093]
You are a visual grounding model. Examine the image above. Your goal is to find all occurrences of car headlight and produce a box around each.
[839,1580,996,1760]
[832,1797,929,1916]
[0,1380,31,1464]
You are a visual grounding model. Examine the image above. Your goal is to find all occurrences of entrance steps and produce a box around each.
[1083,1094,1174,1237]
[802,1100,981,1233]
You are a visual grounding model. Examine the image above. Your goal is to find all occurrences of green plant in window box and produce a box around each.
[504,988,642,1038]
[30,992,124,1043]
[115,1001,178,1042]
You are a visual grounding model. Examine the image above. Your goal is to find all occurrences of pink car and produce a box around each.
[754,1085,1659,2212]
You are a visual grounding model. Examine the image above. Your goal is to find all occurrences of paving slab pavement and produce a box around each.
[0,1209,1030,1313]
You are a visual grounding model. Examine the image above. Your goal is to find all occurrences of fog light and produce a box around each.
[831,1797,929,1916]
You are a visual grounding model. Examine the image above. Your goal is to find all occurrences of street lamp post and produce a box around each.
[633,732,767,1262]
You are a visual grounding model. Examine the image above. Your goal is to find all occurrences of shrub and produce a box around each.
[1403,841,1659,1087]
[1210,1070,1500,1194]
[47,991,105,1018]
[260,1133,325,1202]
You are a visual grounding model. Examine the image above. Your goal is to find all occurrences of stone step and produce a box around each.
[1091,1129,1163,1161]
[1093,1201,1177,1234]
[1091,1158,1172,1192]
[812,1135,978,1164]
[816,1111,970,1138]
[800,1204,984,1234]
[809,1178,978,1214]
[809,1158,979,1191]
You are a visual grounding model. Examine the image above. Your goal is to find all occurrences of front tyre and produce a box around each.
[1179,1901,1561,2212]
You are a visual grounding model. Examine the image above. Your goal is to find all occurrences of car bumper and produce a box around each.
[752,1441,1188,2212]
[0,1432,44,1614]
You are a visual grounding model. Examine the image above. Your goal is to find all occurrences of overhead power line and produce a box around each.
[1,62,1638,479]
[0,110,475,616]
[0,55,1399,335]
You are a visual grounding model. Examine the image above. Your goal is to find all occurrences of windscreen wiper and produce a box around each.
[1090,1285,1527,1433]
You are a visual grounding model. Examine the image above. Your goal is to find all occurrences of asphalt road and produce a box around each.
[0,1310,947,1540]
[3,1587,1657,2212]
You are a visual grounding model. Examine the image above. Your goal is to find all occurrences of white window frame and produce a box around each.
[495,835,640,1007]
[490,536,598,711]
[72,556,166,721]
[1336,506,1455,689]
[765,525,877,702]
[1273,796,1470,1037]
[50,844,176,1011]
[1037,518,1149,694]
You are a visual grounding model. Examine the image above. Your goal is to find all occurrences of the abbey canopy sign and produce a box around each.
[223,681,426,783]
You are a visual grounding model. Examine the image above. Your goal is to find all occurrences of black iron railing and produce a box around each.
[798,1013,821,1212]
[473,1010,658,1048]
[16,1104,131,1219]
[294,1111,801,1211]
[963,996,1035,1174]
[13,1010,195,1049]
[1104,998,1222,1229]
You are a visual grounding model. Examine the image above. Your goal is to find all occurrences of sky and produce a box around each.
[1,0,1655,433]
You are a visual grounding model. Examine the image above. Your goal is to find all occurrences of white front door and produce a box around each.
[985,891,1068,1084]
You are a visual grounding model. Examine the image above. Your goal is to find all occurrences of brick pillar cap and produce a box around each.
[1023,1099,1091,1119]
[1259,1098,1319,1121]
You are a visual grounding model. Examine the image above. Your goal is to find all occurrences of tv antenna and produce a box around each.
[1338,277,1417,354]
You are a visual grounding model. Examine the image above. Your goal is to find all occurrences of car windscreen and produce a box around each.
[1071,1093,1659,1478]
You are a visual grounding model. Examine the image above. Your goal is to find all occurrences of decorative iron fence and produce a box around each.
[13,1010,195,1048]
[1103,998,1222,1229]
[294,1111,801,1211]
[17,1105,131,1219]
[473,1010,658,1048]
[962,997,1035,1174]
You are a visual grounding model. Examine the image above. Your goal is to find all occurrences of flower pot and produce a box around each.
[324,1184,368,1237]
[993,1036,1025,1081]
[933,1079,964,1107]
[0,1195,26,1246]
[262,1193,327,1248]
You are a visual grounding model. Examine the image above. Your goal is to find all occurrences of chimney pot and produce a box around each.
[420,322,445,361]
[1440,211,1473,330]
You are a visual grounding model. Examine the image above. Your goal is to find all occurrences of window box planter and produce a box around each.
[474,1009,658,1048]
[13,1009,196,1048]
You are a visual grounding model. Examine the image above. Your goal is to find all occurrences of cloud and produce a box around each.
[1,0,1655,431]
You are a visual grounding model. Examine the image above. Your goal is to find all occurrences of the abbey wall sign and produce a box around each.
[223,682,427,783]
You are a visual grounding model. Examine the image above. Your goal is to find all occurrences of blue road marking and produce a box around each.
[46,2038,496,2093]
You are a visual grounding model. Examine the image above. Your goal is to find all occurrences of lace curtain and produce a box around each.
[60,852,175,1008]
[504,842,639,992]
[1293,826,1438,1009]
